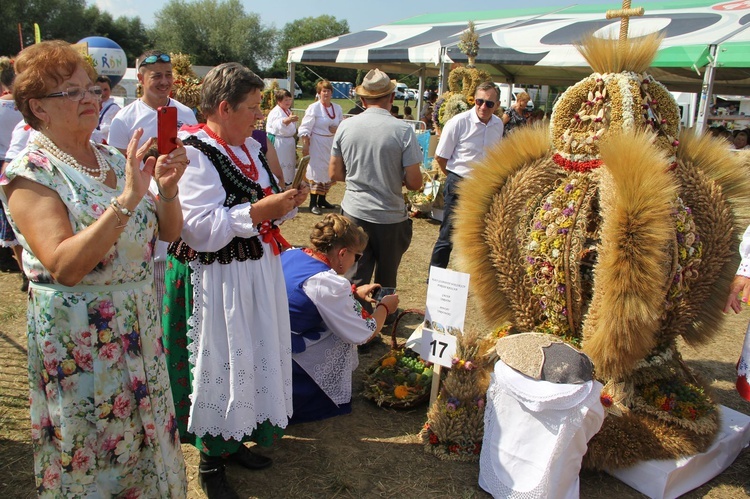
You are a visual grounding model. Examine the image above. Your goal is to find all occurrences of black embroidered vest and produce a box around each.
[168,135,281,264]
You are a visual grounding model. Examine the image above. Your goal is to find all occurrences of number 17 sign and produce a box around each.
[419,327,457,368]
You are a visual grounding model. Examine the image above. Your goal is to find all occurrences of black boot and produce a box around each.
[318,195,336,210]
[309,194,322,215]
[227,444,272,470]
[199,452,240,499]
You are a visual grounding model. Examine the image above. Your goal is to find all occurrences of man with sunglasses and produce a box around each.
[429,81,503,271]
[107,50,197,313]
[108,51,197,153]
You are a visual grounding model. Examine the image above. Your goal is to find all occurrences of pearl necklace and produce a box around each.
[35,134,110,183]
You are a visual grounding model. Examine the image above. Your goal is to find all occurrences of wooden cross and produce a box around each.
[606,0,645,46]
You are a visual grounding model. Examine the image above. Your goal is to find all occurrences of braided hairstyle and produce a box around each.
[309,214,368,254]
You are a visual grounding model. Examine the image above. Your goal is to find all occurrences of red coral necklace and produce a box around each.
[324,103,336,120]
[302,247,331,267]
[204,126,259,181]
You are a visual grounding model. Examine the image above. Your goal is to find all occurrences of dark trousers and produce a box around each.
[342,211,413,289]
[429,171,461,269]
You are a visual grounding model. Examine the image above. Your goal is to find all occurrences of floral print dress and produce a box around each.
[0,142,186,498]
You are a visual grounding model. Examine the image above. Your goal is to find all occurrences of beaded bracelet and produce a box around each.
[158,186,179,203]
[376,302,391,316]
[110,205,127,229]
[110,197,134,217]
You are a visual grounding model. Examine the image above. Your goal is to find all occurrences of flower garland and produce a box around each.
[663,198,702,312]
[550,70,681,166]
[640,378,714,422]
[524,175,591,345]
[438,93,469,129]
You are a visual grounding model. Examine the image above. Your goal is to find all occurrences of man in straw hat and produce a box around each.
[329,69,423,311]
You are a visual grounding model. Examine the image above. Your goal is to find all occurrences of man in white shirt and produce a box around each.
[107,50,197,312]
[429,81,504,270]
[96,75,121,140]
[108,50,197,152]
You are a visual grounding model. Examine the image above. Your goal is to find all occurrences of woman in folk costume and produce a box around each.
[265,88,299,187]
[298,79,343,215]
[162,62,308,499]
[453,24,750,472]
[281,214,400,423]
[725,225,750,400]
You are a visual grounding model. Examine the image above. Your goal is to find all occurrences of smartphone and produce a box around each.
[157,106,178,155]
[375,287,396,301]
[292,155,310,189]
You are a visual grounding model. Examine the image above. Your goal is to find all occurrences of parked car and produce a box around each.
[394,83,416,100]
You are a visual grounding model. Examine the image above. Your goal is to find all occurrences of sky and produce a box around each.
[93,0,608,33]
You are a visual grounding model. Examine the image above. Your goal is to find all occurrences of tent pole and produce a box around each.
[695,44,717,134]
[438,46,449,95]
[417,66,426,122]
[287,62,296,100]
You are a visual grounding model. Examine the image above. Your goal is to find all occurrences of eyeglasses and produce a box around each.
[140,54,171,67]
[475,98,496,109]
[43,85,102,102]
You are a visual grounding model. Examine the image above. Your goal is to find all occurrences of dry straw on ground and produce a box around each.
[1,183,750,498]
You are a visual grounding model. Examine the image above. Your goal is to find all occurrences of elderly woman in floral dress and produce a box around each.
[1,40,188,497]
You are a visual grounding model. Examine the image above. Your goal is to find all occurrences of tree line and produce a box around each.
[0,0,363,93]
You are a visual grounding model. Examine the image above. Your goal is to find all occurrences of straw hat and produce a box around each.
[355,69,396,99]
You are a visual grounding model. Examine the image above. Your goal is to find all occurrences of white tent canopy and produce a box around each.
[287,1,750,94]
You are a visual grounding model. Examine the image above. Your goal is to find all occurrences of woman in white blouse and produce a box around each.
[281,213,399,423]
[298,80,343,215]
[265,88,298,187]
[163,62,308,499]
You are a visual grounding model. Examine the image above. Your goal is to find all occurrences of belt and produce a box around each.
[447,171,464,179]
[312,132,334,137]
[275,135,295,138]
[30,279,149,293]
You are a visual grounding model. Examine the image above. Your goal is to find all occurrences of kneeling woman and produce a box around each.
[282,214,399,423]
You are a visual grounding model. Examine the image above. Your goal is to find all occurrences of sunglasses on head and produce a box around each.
[140,54,171,67]
[475,98,496,109]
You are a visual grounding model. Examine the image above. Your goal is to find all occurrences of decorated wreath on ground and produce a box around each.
[362,310,435,409]
[363,348,434,408]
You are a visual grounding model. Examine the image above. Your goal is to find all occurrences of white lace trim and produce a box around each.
[496,360,595,411]
[294,332,358,405]
[186,258,293,441]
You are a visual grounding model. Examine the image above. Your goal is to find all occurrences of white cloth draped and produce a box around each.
[479,360,604,499]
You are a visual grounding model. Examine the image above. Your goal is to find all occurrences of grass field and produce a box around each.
[2,181,750,497]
